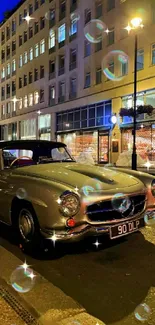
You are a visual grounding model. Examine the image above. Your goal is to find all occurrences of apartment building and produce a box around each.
[1,0,155,165]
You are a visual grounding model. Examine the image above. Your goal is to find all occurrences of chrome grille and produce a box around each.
[86,194,146,222]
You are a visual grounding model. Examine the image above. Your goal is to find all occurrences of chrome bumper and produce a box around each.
[40,210,153,243]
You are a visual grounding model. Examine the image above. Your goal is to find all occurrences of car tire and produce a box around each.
[13,202,43,255]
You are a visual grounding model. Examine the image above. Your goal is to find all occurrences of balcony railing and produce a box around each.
[49,71,56,80]
[49,46,56,54]
[69,92,77,99]
[58,96,65,103]
[70,2,77,13]
[69,61,77,71]
[58,67,65,76]
[69,33,77,42]
[49,98,55,106]
[58,40,65,49]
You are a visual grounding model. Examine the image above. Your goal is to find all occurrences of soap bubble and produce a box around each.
[84,19,106,43]
[45,10,55,20]
[112,193,131,213]
[70,12,80,23]
[82,186,95,196]
[144,213,155,226]
[102,50,129,81]
[16,188,27,199]
[10,266,36,293]
[134,303,151,322]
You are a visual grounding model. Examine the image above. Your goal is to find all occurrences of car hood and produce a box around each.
[13,163,142,191]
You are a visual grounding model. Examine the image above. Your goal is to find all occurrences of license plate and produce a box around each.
[109,218,145,239]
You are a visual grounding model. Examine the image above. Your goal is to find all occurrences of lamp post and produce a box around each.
[130,17,143,170]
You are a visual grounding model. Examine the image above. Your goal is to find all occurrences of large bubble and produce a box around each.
[102,50,129,81]
[16,188,27,199]
[144,214,155,226]
[84,19,106,43]
[112,193,131,213]
[82,186,95,196]
[10,266,36,293]
[134,303,151,322]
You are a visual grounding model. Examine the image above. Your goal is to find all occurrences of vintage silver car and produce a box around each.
[0,140,155,254]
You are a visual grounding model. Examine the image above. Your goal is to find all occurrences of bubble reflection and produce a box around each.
[102,50,129,81]
[84,19,106,43]
[134,303,151,322]
[112,193,131,213]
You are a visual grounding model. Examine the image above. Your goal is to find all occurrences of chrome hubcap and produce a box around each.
[19,209,34,241]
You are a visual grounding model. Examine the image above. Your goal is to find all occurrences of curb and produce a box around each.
[0,246,106,325]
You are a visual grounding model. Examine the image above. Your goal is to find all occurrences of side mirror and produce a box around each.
[0,149,4,170]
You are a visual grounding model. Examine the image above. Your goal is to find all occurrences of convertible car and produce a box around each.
[0,139,155,254]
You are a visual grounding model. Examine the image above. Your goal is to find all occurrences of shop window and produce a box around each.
[81,109,87,128]
[74,110,80,129]
[137,49,144,70]
[68,112,73,129]
[104,102,112,124]
[57,114,62,131]
[146,90,155,107]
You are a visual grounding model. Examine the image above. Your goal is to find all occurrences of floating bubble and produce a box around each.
[45,10,55,21]
[70,12,80,23]
[10,266,36,293]
[84,19,106,43]
[82,186,95,196]
[134,303,151,322]
[93,178,102,190]
[16,188,27,199]
[144,214,155,226]
[112,193,131,213]
[102,50,129,81]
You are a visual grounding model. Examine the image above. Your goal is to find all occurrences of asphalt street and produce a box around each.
[1,224,155,325]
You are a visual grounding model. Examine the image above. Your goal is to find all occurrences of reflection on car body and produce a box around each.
[0,140,155,255]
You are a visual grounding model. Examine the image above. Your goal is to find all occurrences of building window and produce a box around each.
[84,41,91,57]
[19,13,23,25]
[152,44,155,65]
[6,84,10,97]
[40,39,45,54]
[107,0,115,11]
[34,21,39,34]
[70,19,77,36]
[1,67,5,79]
[59,81,65,98]
[12,41,16,53]
[121,60,128,76]
[1,104,5,115]
[29,27,33,39]
[96,68,102,84]
[24,31,27,42]
[12,20,16,34]
[24,95,28,108]
[12,59,16,72]
[24,74,27,86]
[49,86,55,99]
[1,31,5,43]
[108,61,114,74]
[107,28,114,45]
[12,81,16,93]
[40,17,45,29]
[6,102,11,114]
[40,0,45,5]
[137,49,144,70]
[95,41,102,52]
[19,98,22,109]
[19,35,22,46]
[1,87,5,100]
[35,43,39,57]
[19,78,22,88]
[29,47,33,61]
[40,66,44,78]
[7,63,11,76]
[29,93,33,106]
[24,9,27,18]
[49,29,55,48]
[58,24,66,43]
[84,72,91,88]
[35,0,39,10]
[95,2,102,18]
[29,72,33,84]
[19,54,23,67]
[85,9,91,25]
[59,0,66,20]
[24,51,28,64]
[49,9,55,25]
[70,49,77,70]
[6,45,10,58]
[6,26,10,40]
[34,69,38,81]
[1,50,5,62]
[40,89,44,102]
[34,91,39,104]
[70,78,77,97]
[29,4,33,15]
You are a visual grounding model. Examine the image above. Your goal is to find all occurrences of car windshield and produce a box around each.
[3,145,75,168]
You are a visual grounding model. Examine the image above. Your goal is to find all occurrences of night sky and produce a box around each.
[0,0,21,22]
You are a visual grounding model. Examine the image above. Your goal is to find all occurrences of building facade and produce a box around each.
[1,0,155,165]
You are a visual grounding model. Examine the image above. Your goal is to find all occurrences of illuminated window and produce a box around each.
[40,39,45,54]
[19,54,23,67]
[49,29,55,48]
[24,51,28,64]
[1,67,5,78]
[19,97,22,109]
[34,91,39,104]
[7,63,10,75]
[34,43,39,57]
[29,93,33,106]
[12,59,16,72]
[58,24,66,43]
[24,95,28,108]
[29,47,33,61]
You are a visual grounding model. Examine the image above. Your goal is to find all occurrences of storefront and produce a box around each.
[56,100,112,163]
[19,118,36,140]
[1,123,17,141]
[121,88,155,165]
[38,114,51,140]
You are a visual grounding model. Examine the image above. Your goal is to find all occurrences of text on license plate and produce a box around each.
[110,218,145,239]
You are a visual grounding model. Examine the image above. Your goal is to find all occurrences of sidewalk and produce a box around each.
[0,245,105,325]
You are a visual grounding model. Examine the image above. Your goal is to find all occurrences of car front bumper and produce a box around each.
[40,209,155,243]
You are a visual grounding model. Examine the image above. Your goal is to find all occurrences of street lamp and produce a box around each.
[130,17,143,170]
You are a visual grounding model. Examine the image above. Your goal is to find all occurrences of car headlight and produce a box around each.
[151,179,155,197]
[58,191,80,217]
